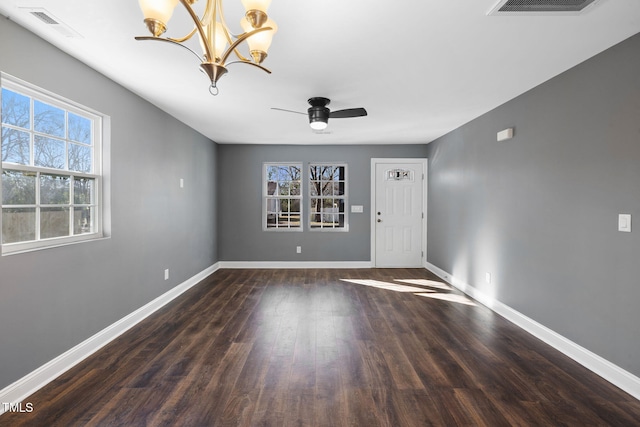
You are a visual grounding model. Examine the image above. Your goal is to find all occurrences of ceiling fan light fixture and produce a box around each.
[273,97,366,132]
[310,120,328,131]
[308,104,330,130]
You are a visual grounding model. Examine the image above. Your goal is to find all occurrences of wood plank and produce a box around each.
[2,268,640,426]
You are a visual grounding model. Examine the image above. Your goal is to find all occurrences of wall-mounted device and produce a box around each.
[497,128,514,141]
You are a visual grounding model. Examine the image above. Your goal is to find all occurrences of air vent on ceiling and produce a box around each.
[20,7,83,38]
[488,0,603,15]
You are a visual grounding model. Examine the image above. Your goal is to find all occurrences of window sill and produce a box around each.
[2,234,109,256]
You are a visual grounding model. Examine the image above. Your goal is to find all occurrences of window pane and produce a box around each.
[266,198,301,229]
[2,208,36,243]
[74,206,94,234]
[266,181,277,195]
[68,112,92,145]
[40,174,70,204]
[266,166,279,181]
[69,143,92,173]
[265,164,302,230]
[2,127,31,165]
[41,207,70,239]
[34,100,65,137]
[34,135,66,169]
[322,181,335,196]
[290,198,300,213]
[290,181,300,196]
[309,164,347,229]
[278,181,290,196]
[321,166,333,180]
[1,88,30,129]
[2,170,36,205]
[286,166,301,181]
[74,177,94,204]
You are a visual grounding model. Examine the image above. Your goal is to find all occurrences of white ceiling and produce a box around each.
[1,0,639,145]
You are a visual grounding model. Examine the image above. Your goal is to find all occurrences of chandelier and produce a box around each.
[136,0,277,95]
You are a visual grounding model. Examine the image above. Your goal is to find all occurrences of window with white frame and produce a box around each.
[1,74,105,254]
[264,163,302,230]
[309,163,347,230]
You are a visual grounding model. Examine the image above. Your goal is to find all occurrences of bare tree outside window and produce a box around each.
[265,164,302,230]
[1,81,100,250]
[309,164,347,230]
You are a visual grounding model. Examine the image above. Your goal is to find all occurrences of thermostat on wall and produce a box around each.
[497,128,514,141]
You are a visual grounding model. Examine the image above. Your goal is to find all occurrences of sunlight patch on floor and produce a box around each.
[395,279,452,291]
[339,279,429,293]
[340,278,476,306]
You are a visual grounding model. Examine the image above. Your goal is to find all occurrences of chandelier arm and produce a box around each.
[215,4,251,63]
[135,36,204,62]
[225,60,272,74]
[178,0,216,64]
[232,48,252,63]
[220,26,272,65]
[201,0,215,27]
[165,27,198,44]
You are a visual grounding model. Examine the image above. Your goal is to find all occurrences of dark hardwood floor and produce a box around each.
[2,268,639,426]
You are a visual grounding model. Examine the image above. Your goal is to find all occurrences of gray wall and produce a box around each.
[0,19,218,389]
[218,144,427,261]
[426,32,640,376]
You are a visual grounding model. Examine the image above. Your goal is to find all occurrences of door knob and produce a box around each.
[377,212,381,215]
[377,219,382,223]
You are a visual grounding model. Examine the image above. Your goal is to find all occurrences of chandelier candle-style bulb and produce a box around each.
[241,0,272,28]
[240,17,277,63]
[138,0,179,36]
[200,22,228,61]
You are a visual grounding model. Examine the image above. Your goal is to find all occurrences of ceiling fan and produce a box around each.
[272,97,367,131]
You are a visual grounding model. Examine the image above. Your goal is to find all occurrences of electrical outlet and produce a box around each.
[296,246,302,254]
[485,272,492,284]
[164,269,169,280]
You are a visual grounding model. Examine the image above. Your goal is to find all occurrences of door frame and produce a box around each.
[370,158,428,268]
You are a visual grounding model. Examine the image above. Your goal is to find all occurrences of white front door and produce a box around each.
[372,160,425,267]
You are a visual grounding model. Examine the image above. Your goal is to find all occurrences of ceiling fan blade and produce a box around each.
[271,107,307,115]
[329,108,368,119]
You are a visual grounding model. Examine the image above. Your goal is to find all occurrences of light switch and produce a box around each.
[351,205,363,213]
[618,214,631,232]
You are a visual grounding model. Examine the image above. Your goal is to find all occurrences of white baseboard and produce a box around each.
[0,262,220,414]
[219,261,372,269]
[425,262,640,401]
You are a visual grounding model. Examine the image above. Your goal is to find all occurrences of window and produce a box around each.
[1,74,105,254]
[264,163,302,230]
[309,163,347,230]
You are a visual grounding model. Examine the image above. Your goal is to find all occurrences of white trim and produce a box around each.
[219,261,372,269]
[370,158,428,267]
[0,263,220,414]
[425,262,640,401]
